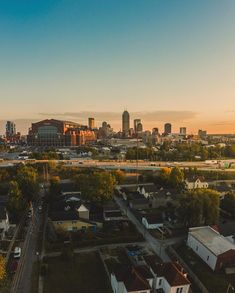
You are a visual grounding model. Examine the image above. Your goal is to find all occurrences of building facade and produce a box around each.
[122,110,130,138]
[88,117,95,129]
[164,123,172,135]
[187,226,235,271]
[6,121,16,138]
[27,119,96,147]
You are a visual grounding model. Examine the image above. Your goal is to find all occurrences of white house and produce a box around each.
[185,177,208,190]
[143,257,190,293]
[137,184,158,199]
[142,213,163,230]
[187,226,235,271]
[0,207,10,239]
[111,265,153,293]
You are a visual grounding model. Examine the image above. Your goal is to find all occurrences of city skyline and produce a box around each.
[1,0,235,133]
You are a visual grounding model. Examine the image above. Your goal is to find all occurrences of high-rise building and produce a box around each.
[198,129,207,139]
[136,122,143,133]
[134,119,141,133]
[164,123,172,135]
[6,121,16,138]
[122,110,130,138]
[88,117,95,129]
[180,127,187,136]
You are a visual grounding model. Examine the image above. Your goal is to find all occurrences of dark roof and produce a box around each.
[114,265,152,291]
[143,213,163,224]
[139,185,158,193]
[185,176,206,183]
[130,198,149,205]
[153,262,190,286]
[49,210,80,221]
[0,206,7,220]
[103,201,120,211]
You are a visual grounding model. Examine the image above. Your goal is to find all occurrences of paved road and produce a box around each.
[13,204,41,293]
[1,158,235,172]
[114,196,173,262]
[11,203,42,293]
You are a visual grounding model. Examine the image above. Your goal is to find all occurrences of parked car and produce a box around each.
[10,260,18,273]
[14,247,21,259]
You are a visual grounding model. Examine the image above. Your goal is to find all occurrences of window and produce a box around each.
[207,256,209,261]
[176,288,183,293]
[196,246,198,251]
[158,279,162,286]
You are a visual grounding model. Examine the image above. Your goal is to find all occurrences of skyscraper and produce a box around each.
[88,117,95,129]
[122,110,130,137]
[134,119,141,133]
[180,127,187,136]
[164,123,172,135]
[6,121,16,138]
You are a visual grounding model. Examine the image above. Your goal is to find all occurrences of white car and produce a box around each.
[14,247,21,259]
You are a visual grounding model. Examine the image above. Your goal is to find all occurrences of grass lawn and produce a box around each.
[176,245,235,293]
[44,252,112,293]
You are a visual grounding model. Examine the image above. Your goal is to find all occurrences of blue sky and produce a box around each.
[0,0,235,133]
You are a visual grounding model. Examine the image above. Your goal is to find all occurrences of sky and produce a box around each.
[0,0,235,134]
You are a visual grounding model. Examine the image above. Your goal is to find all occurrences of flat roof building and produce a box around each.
[187,226,235,271]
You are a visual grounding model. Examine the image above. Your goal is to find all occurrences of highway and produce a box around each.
[1,158,235,172]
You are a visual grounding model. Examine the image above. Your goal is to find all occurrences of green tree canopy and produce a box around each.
[16,166,39,202]
[7,180,26,220]
[74,171,116,202]
[178,189,220,227]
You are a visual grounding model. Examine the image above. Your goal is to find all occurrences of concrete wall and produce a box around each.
[187,234,217,270]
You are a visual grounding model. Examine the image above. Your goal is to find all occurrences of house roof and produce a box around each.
[143,213,163,224]
[139,185,158,193]
[188,226,235,256]
[114,265,153,291]
[0,206,7,220]
[185,176,206,183]
[49,211,93,225]
[153,262,190,286]
[129,198,149,205]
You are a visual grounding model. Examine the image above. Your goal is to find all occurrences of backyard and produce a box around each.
[43,252,112,293]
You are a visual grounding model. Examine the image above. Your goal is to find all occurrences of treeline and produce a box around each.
[126,143,235,161]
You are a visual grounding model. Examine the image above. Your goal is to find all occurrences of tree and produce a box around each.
[178,189,220,227]
[169,167,184,189]
[48,176,61,203]
[0,256,6,282]
[111,170,125,184]
[7,180,25,220]
[74,171,116,202]
[16,166,39,202]
[221,192,235,217]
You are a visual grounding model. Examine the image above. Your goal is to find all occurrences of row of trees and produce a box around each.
[7,166,39,220]
[47,169,125,204]
[125,143,235,162]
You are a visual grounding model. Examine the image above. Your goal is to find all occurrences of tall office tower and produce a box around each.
[134,119,141,133]
[122,110,130,138]
[198,129,207,139]
[6,121,16,138]
[180,127,187,136]
[88,117,95,129]
[152,128,159,135]
[164,123,172,135]
[136,122,143,133]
